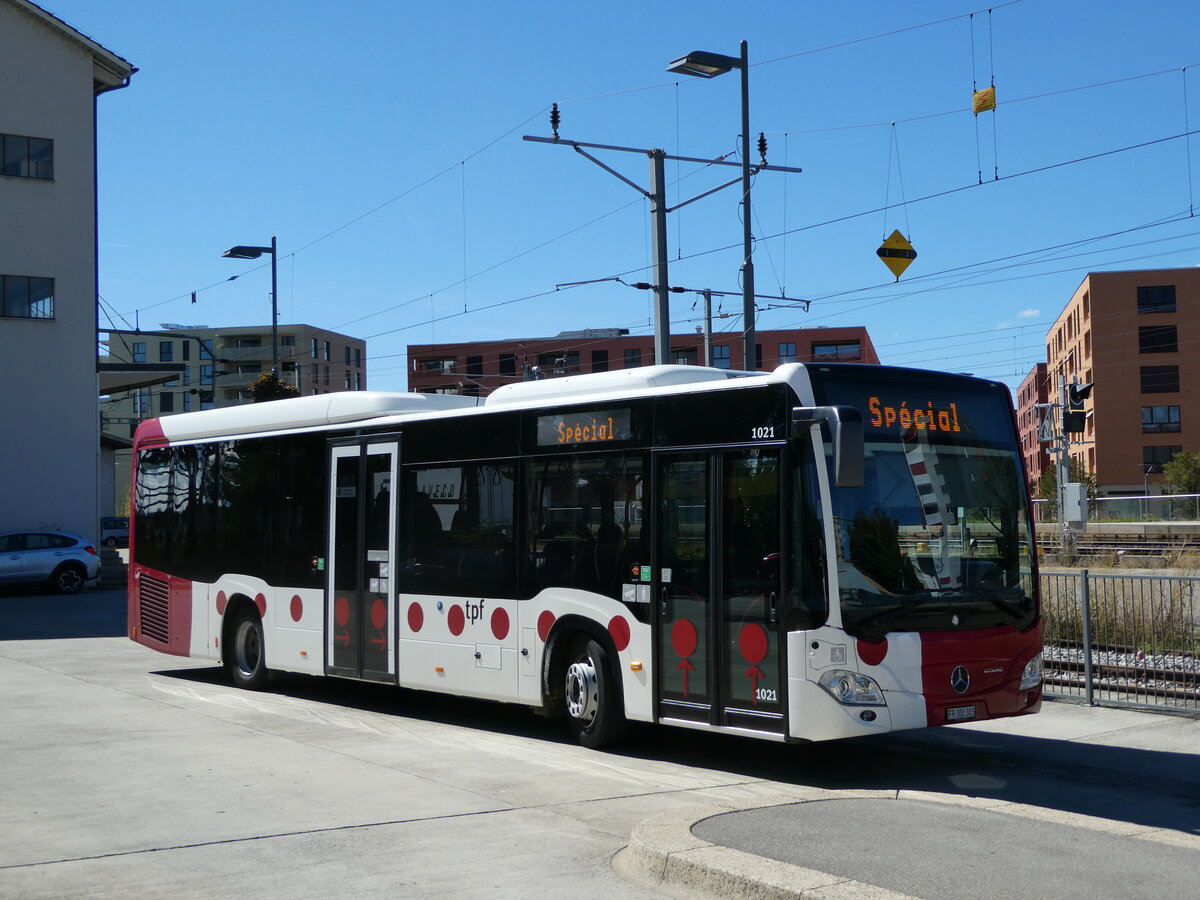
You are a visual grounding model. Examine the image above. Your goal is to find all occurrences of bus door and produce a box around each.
[654,446,786,734]
[327,438,398,683]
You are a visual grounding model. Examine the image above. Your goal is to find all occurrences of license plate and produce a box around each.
[946,705,977,722]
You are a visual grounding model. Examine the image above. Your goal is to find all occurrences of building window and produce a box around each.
[281,335,295,347]
[323,340,331,361]
[182,342,191,362]
[344,371,351,390]
[592,350,609,372]
[671,346,698,366]
[324,365,330,386]
[354,348,362,368]
[419,358,456,374]
[1142,406,1181,434]
[158,341,174,362]
[812,340,861,361]
[624,348,642,368]
[200,364,214,385]
[1143,445,1182,471]
[132,341,147,363]
[778,342,797,364]
[466,355,484,377]
[183,393,191,412]
[1138,325,1177,354]
[1,133,53,180]
[499,354,516,377]
[1137,285,1176,313]
[159,392,175,413]
[1140,365,1179,393]
[235,336,261,348]
[355,372,362,390]
[311,338,319,358]
[236,363,261,375]
[1,274,54,319]
[754,343,763,370]
[713,345,731,369]
[200,339,214,361]
[344,345,351,365]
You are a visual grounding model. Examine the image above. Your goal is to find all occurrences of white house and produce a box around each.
[0,0,134,535]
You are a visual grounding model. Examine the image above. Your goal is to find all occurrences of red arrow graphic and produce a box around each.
[746,664,764,705]
[336,630,350,648]
[676,658,695,696]
[370,634,387,649]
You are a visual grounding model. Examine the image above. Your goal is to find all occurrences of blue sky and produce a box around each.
[59,0,1200,393]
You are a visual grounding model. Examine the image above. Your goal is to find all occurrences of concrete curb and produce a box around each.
[612,788,1200,898]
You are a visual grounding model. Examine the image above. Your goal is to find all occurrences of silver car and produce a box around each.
[0,530,100,593]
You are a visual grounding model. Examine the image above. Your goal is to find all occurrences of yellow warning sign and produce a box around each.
[973,86,996,115]
[876,230,917,281]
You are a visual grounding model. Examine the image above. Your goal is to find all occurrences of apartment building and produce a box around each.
[1035,268,1199,495]
[407,326,878,395]
[102,324,366,432]
[0,0,134,533]
[1016,362,1050,487]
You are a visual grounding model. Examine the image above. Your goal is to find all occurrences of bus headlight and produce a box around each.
[818,670,885,706]
[1019,653,1043,691]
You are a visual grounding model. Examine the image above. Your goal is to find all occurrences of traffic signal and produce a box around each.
[1064,382,1093,434]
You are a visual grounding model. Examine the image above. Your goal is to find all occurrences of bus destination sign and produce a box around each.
[867,395,961,434]
[537,408,633,447]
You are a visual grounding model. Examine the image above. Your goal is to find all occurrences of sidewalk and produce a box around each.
[615,701,1200,899]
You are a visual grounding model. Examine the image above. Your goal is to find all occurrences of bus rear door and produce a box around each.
[654,446,786,735]
[327,438,399,683]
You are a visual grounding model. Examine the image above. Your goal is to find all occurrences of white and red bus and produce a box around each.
[128,362,1042,748]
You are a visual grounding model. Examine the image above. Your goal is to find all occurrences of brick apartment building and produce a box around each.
[407,326,878,395]
[1020,268,1200,496]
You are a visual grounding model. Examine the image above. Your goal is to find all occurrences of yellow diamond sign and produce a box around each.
[876,230,917,281]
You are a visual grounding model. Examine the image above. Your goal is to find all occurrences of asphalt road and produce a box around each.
[2,586,1197,898]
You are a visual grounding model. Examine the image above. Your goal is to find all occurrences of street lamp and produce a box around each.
[667,41,756,369]
[222,236,279,374]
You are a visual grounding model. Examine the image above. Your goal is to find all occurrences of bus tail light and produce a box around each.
[819,670,885,706]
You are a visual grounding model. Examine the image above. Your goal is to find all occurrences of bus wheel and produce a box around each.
[564,637,626,749]
[226,611,268,690]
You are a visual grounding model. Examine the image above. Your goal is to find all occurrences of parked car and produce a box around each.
[100,516,129,548]
[0,530,100,593]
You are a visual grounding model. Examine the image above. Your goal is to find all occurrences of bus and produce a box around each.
[128,362,1042,748]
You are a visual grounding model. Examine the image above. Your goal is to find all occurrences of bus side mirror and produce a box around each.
[791,406,864,488]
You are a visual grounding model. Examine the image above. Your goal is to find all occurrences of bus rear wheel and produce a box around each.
[564,637,626,749]
[226,610,268,690]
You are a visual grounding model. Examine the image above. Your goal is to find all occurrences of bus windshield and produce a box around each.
[811,366,1037,642]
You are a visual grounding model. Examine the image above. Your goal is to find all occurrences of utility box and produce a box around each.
[1063,482,1089,530]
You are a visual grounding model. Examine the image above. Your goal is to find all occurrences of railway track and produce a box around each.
[1043,643,1200,705]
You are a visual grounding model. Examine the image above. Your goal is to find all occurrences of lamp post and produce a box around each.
[667,41,756,369]
[222,236,278,374]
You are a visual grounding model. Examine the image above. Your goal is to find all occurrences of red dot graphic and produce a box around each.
[671,619,698,658]
[215,591,227,615]
[335,596,350,627]
[738,623,769,665]
[858,637,889,667]
[448,604,465,636]
[290,595,303,622]
[491,606,510,641]
[407,602,424,633]
[370,598,387,631]
[608,616,631,652]
[254,593,267,617]
[537,610,556,642]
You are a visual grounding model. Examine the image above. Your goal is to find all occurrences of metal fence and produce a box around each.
[1040,570,1200,712]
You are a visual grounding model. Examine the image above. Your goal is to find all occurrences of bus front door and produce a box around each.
[327,440,398,683]
[655,447,785,735]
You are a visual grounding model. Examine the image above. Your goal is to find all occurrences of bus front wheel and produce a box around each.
[564,637,626,749]
[226,610,268,690]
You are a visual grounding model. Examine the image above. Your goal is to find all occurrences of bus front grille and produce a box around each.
[139,574,170,644]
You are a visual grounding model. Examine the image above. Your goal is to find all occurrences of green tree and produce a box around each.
[247,371,300,403]
[1161,450,1200,518]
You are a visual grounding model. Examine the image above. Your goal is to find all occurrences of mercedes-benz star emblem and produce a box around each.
[951,665,970,694]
